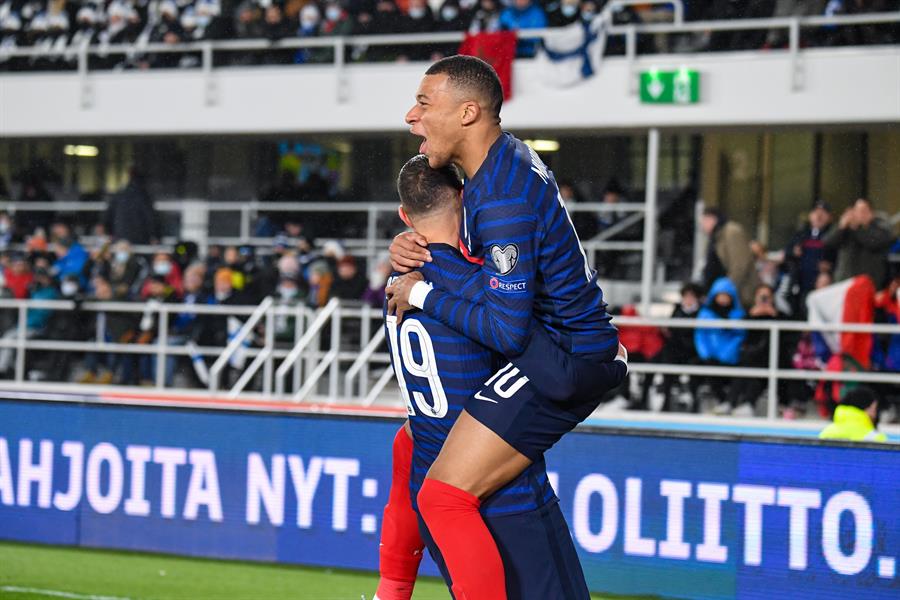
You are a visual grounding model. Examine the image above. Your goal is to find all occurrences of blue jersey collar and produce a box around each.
[464,132,510,197]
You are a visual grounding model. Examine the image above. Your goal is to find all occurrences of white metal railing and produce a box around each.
[208,296,272,395]
[0,297,898,420]
[274,296,340,401]
[0,12,896,105]
[0,199,647,261]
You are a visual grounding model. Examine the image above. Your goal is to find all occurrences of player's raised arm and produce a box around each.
[406,197,540,358]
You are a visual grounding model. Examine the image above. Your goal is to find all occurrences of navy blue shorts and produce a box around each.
[466,325,627,462]
[419,500,590,600]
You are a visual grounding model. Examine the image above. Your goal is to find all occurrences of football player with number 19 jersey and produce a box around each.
[375,156,590,600]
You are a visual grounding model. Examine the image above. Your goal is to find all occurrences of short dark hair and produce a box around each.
[755,283,774,295]
[841,386,879,411]
[397,155,463,217]
[680,282,703,298]
[425,55,503,124]
[702,206,724,221]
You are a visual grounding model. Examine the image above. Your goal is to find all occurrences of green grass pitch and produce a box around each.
[0,542,645,599]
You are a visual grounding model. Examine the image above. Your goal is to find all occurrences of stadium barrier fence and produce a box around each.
[0,199,649,261]
[3,10,899,104]
[0,397,897,598]
[0,297,897,420]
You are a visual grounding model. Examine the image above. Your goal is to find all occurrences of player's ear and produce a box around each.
[461,101,480,127]
[398,206,414,229]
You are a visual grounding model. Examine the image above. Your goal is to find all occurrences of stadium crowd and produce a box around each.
[0,170,391,387]
[605,197,899,420]
[0,163,897,421]
[1,0,897,70]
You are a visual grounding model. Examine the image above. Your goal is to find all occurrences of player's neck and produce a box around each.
[414,216,459,248]
[417,227,458,248]
[456,127,502,180]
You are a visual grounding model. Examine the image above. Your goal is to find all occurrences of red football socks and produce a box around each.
[417,478,507,600]
[376,426,424,600]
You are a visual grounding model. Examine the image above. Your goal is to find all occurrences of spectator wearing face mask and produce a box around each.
[141,252,184,299]
[656,282,704,411]
[321,0,354,36]
[135,275,179,384]
[400,0,436,59]
[436,0,469,30]
[108,240,148,299]
[694,276,747,414]
[547,0,580,27]
[296,4,329,63]
[723,283,791,417]
[41,274,89,379]
[274,274,302,342]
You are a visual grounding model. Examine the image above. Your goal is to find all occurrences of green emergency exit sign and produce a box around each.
[640,69,700,104]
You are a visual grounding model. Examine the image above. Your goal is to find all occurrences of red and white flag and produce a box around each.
[806,275,876,369]
[459,31,517,101]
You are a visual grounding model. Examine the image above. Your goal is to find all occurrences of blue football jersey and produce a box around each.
[420,132,618,356]
[384,243,556,516]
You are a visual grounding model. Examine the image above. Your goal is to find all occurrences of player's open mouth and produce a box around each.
[419,138,428,155]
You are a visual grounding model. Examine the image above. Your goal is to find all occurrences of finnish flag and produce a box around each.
[536,17,608,87]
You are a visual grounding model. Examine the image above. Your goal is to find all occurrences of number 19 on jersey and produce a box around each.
[385,315,449,419]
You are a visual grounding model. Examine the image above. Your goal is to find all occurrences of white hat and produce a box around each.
[107,2,128,19]
[76,7,97,24]
[1,13,22,31]
[28,13,48,31]
[196,0,221,17]
[180,9,197,28]
[159,0,178,17]
[48,12,69,29]
[301,3,321,19]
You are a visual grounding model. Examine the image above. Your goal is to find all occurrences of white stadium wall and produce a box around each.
[1,46,898,137]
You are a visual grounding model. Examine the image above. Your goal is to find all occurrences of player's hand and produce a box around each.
[616,343,628,365]
[385,271,424,322]
[389,231,431,273]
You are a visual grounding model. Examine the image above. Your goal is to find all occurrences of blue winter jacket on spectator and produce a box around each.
[499,4,547,57]
[26,286,60,331]
[54,243,89,284]
[695,277,746,365]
